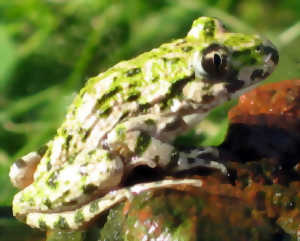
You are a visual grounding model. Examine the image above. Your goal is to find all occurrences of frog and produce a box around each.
[9,16,278,230]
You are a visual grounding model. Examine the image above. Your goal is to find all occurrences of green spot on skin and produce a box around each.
[232,49,259,65]
[138,103,151,113]
[47,171,59,189]
[78,127,86,140]
[74,211,84,224]
[46,160,52,171]
[188,17,216,40]
[224,34,258,48]
[135,132,151,156]
[145,119,156,126]
[61,128,68,136]
[90,201,99,213]
[99,107,112,118]
[43,198,52,208]
[82,184,98,194]
[125,67,141,77]
[82,128,91,141]
[28,197,35,207]
[64,135,72,150]
[38,219,47,230]
[88,150,96,156]
[43,148,52,161]
[119,110,130,122]
[104,152,114,162]
[232,49,251,57]
[151,76,159,83]
[203,19,215,38]
[73,90,84,108]
[162,57,180,64]
[67,155,76,164]
[96,86,122,112]
[182,46,193,52]
[37,145,48,156]
[54,216,70,230]
[126,89,141,101]
[116,125,126,140]
[160,75,194,110]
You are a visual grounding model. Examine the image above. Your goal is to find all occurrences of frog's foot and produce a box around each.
[170,147,228,175]
[25,179,203,230]
[9,145,47,189]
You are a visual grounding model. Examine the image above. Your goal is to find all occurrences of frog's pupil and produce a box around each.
[213,53,222,70]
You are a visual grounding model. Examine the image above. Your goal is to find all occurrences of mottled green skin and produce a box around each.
[10,17,278,230]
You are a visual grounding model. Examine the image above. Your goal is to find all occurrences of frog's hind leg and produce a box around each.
[9,145,48,189]
[25,187,130,230]
[25,179,203,230]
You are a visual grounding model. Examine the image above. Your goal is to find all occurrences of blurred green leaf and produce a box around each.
[0,150,15,205]
[0,25,17,90]
[0,218,43,241]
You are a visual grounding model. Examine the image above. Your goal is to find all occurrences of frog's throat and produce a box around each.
[25,179,203,230]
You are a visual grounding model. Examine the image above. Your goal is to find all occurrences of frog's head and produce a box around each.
[183,17,278,107]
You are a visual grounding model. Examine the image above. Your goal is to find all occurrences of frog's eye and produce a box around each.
[201,44,229,77]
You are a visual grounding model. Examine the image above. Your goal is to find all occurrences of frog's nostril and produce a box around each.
[261,41,279,65]
[265,46,279,65]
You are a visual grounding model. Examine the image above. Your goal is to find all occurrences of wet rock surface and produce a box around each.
[99,187,284,241]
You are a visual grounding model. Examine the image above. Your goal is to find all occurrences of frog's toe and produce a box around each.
[170,147,228,175]
[9,151,42,189]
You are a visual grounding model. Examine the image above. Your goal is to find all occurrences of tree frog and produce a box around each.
[9,17,278,230]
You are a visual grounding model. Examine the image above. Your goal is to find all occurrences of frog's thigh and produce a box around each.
[26,187,131,230]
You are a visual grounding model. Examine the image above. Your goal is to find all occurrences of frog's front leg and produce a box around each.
[171,147,228,174]
[106,115,227,175]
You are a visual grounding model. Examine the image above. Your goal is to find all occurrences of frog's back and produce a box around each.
[59,38,196,146]
[73,39,195,116]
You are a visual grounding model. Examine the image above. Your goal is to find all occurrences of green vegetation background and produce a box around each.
[0,0,299,239]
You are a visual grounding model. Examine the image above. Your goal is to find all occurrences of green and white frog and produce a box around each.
[9,17,278,230]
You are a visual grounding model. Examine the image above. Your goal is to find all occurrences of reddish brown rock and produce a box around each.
[229,79,300,132]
